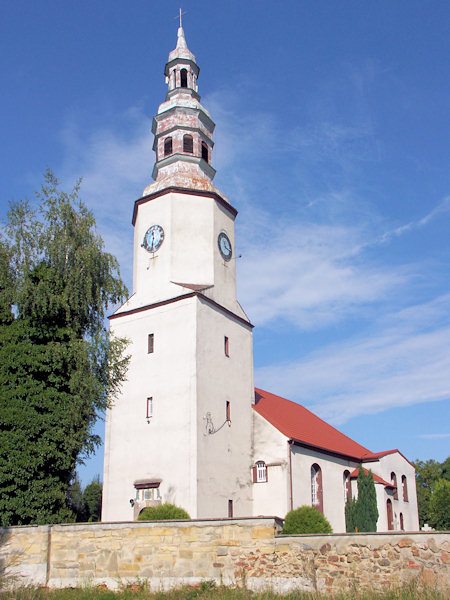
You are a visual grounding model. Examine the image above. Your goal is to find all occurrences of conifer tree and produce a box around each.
[345,465,378,532]
[0,171,129,526]
[82,476,102,522]
[355,467,378,531]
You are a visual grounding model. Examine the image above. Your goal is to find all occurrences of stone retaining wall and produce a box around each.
[1,519,448,594]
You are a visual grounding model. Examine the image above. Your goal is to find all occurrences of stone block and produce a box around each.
[251,527,273,540]
[420,568,436,585]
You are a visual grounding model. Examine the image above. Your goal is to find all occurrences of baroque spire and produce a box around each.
[143,24,219,197]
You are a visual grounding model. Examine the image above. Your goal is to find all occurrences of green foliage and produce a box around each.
[82,476,102,522]
[282,505,332,534]
[66,474,86,522]
[65,474,102,522]
[413,457,449,527]
[0,171,128,526]
[0,578,449,599]
[345,497,357,533]
[137,503,190,521]
[345,466,378,532]
[427,478,450,530]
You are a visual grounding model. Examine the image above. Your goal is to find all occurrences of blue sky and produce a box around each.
[1,1,449,487]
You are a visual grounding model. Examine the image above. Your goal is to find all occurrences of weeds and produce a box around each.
[0,580,447,600]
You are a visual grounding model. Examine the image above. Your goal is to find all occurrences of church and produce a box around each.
[101,25,419,534]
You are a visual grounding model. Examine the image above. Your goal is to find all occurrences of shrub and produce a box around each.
[282,505,332,534]
[137,503,190,521]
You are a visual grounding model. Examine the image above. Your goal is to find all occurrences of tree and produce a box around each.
[67,473,87,522]
[0,171,128,526]
[441,456,450,481]
[83,476,102,522]
[137,503,190,521]
[345,466,378,532]
[413,458,444,527]
[282,506,332,534]
[345,497,357,533]
[428,479,450,530]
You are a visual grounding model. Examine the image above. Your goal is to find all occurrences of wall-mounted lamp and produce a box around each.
[129,499,135,507]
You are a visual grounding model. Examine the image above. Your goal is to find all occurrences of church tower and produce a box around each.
[102,25,255,520]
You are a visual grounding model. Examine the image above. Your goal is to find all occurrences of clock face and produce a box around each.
[218,232,232,261]
[142,225,164,253]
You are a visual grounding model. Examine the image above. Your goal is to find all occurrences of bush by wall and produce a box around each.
[137,503,190,521]
[282,505,332,534]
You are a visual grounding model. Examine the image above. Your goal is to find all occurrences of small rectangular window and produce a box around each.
[148,333,154,354]
[228,499,233,518]
[226,401,231,422]
[224,336,229,357]
[146,397,153,422]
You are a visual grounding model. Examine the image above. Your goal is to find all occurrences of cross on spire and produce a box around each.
[175,8,187,28]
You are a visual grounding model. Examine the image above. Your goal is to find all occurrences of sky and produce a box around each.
[1,1,449,487]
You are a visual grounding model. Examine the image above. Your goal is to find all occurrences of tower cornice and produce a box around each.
[109,290,254,330]
[152,106,215,135]
[132,186,238,226]
[151,153,216,181]
[164,57,199,77]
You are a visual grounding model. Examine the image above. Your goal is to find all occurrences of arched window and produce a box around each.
[399,512,404,530]
[201,142,208,162]
[252,461,267,483]
[343,470,352,503]
[402,475,408,502]
[172,69,177,89]
[386,499,394,530]
[164,137,173,157]
[391,472,398,500]
[180,68,188,88]
[183,134,193,153]
[311,464,323,513]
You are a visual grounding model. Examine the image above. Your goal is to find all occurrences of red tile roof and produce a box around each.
[349,467,394,488]
[254,388,376,461]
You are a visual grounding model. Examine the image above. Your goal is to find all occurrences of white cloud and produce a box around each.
[236,208,406,329]
[255,294,450,424]
[57,107,153,289]
[379,196,450,244]
[54,85,450,428]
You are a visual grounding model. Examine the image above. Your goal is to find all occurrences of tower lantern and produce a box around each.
[151,26,216,185]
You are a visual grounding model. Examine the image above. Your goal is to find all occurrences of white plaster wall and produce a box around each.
[252,413,290,519]
[290,446,360,533]
[195,297,254,518]
[372,484,392,532]
[130,191,243,316]
[132,194,172,302]
[374,453,419,532]
[211,202,239,312]
[102,296,198,521]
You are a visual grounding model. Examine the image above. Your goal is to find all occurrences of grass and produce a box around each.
[0,580,448,600]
